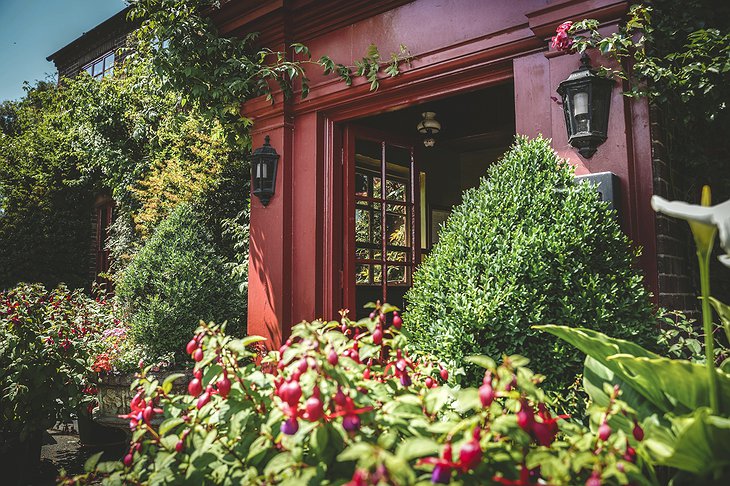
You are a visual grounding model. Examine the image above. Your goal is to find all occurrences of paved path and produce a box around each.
[27,424,126,485]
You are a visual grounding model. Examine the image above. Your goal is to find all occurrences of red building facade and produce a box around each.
[211,0,661,348]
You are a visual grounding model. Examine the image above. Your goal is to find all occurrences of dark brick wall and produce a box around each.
[650,105,700,320]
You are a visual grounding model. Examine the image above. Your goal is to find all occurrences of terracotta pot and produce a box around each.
[93,370,192,430]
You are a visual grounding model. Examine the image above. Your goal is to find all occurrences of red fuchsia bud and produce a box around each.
[281,416,299,435]
[351,468,369,486]
[142,406,154,424]
[281,380,302,407]
[343,414,361,432]
[304,396,324,421]
[372,327,383,345]
[175,440,185,453]
[193,348,204,362]
[439,366,449,381]
[123,453,134,468]
[363,368,371,380]
[194,369,203,380]
[328,349,339,365]
[350,349,360,363]
[292,370,302,381]
[531,421,558,446]
[585,471,601,486]
[392,312,403,330]
[369,311,377,320]
[431,464,452,484]
[297,359,308,373]
[632,421,644,441]
[623,440,637,462]
[341,323,348,334]
[188,378,203,397]
[334,387,347,407]
[517,400,535,432]
[598,421,611,441]
[425,377,434,388]
[459,438,482,471]
[186,339,198,355]
[217,375,231,398]
[479,383,495,407]
[196,392,211,409]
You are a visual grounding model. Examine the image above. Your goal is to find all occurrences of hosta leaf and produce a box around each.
[608,354,730,415]
[536,325,672,412]
[583,355,660,422]
[643,407,730,476]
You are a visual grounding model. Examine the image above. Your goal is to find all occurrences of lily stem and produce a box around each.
[698,248,719,414]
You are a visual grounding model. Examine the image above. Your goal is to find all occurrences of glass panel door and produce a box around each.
[348,128,419,318]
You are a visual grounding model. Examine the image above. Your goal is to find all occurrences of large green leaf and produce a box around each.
[709,297,730,344]
[608,354,730,415]
[536,326,671,411]
[537,325,730,415]
[643,407,730,477]
[583,355,660,423]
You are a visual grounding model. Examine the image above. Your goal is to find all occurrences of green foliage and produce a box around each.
[68,306,650,485]
[116,203,244,361]
[404,136,657,391]
[569,0,730,202]
[0,84,93,290]
[0,284,116,440]
[539,324,730,480]
[128,0,412,118]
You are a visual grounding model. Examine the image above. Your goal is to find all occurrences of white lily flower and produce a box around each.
[651,195,730,267]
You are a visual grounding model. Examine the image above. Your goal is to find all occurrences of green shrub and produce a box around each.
[404,136,657,391]
[116,203,244,360]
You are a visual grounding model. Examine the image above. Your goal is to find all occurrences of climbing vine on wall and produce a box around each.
[564,0,730,201]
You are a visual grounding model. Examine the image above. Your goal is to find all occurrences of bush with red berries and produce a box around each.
[0,284,118,443]
[69,304,651,485]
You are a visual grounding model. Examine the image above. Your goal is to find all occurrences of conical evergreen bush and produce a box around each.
[404,136,657,390]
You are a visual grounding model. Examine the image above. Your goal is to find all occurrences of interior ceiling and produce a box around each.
[357,82,516,150]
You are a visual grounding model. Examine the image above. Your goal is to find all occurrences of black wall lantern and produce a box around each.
[251,135,280,206]
[557,54,614,158]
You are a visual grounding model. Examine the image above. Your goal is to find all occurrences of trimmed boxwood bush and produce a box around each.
[404,136,657,390]
[116,203,244,360]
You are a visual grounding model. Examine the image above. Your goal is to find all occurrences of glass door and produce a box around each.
[344,127,420,318]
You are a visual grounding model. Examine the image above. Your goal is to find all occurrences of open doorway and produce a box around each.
[343,82,516,317]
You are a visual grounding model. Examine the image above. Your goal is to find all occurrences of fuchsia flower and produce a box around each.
[550,21,574,52]
[419,442,460,484]
[119,392,162,429]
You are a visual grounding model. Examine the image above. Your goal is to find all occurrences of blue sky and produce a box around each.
[0,0,127,102]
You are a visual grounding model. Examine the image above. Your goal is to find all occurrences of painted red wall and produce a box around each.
[219,0,656,348]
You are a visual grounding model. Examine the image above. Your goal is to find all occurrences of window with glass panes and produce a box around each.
[82,51,115,79]
[354,138,416,312]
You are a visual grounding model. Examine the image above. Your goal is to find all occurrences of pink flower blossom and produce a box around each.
[550,21,574,52]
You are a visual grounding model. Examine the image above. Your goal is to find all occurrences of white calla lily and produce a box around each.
[651,195,730,267]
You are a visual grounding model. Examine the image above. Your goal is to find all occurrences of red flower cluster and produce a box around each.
[91,353,112,373]
[550,21,574,52]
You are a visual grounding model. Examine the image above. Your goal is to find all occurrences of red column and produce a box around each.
[248,119,293,350]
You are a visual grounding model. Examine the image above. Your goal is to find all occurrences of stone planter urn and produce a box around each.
[93,370,191,431]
